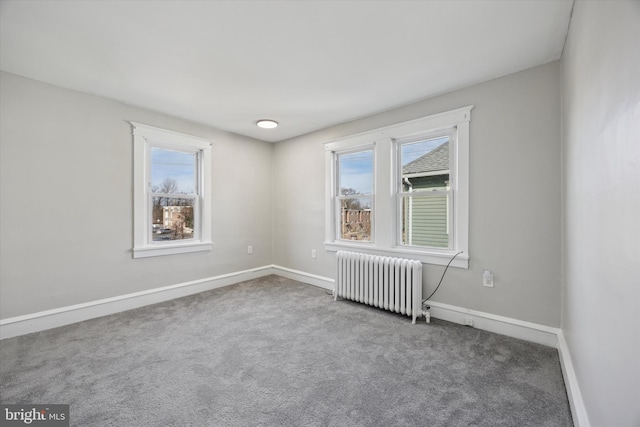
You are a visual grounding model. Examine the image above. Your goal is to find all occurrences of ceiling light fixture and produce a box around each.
[256,119,278,129]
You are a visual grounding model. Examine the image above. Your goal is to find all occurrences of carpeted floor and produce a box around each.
[0,275,573,426]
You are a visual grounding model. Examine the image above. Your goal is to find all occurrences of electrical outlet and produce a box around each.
[247,245,253,254]
[483,270,494,287]
[311,249,317,258]
[463,318,474,327]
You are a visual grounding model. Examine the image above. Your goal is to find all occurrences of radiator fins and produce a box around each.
[335,251,423,324]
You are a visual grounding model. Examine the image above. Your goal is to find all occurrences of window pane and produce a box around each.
[400,137,450,248]
[338,150,373,196]
[401,194,448,248]
[401,137,449,192]
[340,197,372,241]
[151,148,196,195]
[151,197,195,241]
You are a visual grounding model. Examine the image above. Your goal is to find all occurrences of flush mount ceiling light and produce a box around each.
[256,119,278,129]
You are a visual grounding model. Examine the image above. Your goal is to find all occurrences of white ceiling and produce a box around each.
[0,0,573,143]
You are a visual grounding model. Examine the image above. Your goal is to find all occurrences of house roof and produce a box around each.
[402,142,449,175]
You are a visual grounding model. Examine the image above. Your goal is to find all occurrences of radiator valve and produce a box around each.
[422,309,431,324]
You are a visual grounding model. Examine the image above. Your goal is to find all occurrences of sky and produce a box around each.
[339,136,448,194]
[401,136,448,165]
[339,150,373,194]
[150,136,448,196]
[151,147,196,194]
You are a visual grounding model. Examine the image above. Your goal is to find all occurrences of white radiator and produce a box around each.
[335,251,424,324]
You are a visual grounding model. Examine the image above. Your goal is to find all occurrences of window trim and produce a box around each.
[324,106,472,268]
[395,128,455,251]
[131,122,213,258]
[334,145,376,243]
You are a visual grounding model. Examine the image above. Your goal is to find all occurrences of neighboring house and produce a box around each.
[152,205,193,241]
[402,142,450,248]
[163,206,183,229]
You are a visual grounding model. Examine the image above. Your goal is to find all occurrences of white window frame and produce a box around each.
[131,122,213,258]
[333,145,376,243]
[395,128,454,251]
[324,106,472,268]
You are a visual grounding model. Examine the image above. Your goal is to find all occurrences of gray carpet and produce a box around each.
[0,275,573,426]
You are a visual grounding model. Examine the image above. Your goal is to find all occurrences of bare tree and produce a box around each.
[340,187,363,210]
[181,205,194,229]
[156,177,179,194]
[173,213,184,239]
[151,177,179,225]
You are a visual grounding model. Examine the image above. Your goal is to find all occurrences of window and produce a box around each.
[336,148,374,242]
[131,122,212,258]
[397,132,453,249]
[325,106,472,268]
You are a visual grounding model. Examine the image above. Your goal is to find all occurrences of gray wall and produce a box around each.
[3,7,638,423]
[1,62,563,330]
[0,71,273,319]
[561,1,640,425]
[273,61,562,327]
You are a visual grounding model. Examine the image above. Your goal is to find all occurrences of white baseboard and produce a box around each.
[425,301,560,348]
[271,264,334,290]
[269,266,560,348]
[1,265,587,427]
[0,265,275,340]
[557,330,590,427]
[398,298,588,426]
[0,264,561,349]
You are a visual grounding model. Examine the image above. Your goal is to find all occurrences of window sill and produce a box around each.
[324,241,468,269]
[133,241,213,259]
